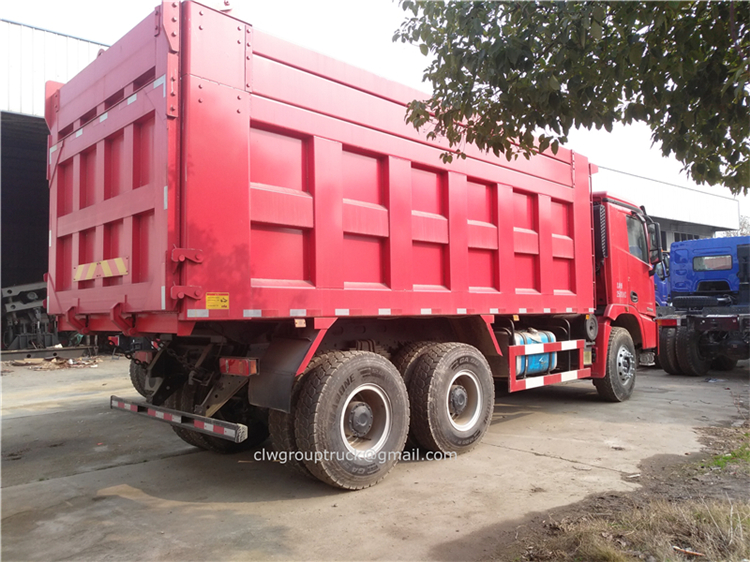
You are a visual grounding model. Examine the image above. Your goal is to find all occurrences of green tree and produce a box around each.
[395,1,749,195]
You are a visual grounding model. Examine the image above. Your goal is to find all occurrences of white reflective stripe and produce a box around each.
[518,308,527,314]
[378,308,391,315]
[421,308,432,315]
[544,308,551,313]
[566,307,573,313]
[490,308,499,314]
[223,428,236,439]
[154,74,166,97]
[560,340,579,351]
[203,423,214,433]
[560,370,581,382]
[127,93,137,105]
[457,308,467,314]
[99,112,108,122]
[49,144,57,164]
[161,286,166,310]
[244,309,262,318]
[290,309,306,317]
[524,377,545,389]
[49,230,52,248]
[187,309,209,318]
[589,308,596,312]
[335,309,349,316]
[155,411,165,419]
[76,129,83,138]
[164,186,168,210]
[523,343,546,355]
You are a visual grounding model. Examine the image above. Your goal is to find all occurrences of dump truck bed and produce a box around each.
[46,1,594,335]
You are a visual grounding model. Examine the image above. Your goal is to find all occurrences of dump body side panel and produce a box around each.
[177,6,595,324]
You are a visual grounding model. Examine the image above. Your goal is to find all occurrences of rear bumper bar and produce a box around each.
[110,396,248,443]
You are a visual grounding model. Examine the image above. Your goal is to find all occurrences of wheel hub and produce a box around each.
[347,401,374,438]
[449,385,468,416]
[616,347,635,383]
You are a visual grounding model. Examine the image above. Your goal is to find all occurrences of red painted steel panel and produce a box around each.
[47,1,598,331]
[46,1,180,321]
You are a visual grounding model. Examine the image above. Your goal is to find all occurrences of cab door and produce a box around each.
[624,213,657,320]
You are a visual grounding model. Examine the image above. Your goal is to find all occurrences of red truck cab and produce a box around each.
[592,192,661,383]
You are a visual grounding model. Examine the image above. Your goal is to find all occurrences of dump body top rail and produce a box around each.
[47,1,594,335]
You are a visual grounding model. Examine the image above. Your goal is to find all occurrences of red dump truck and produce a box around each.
[45,1,662,489]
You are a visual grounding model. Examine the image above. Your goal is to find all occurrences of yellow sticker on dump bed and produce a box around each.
[206,292,229,310]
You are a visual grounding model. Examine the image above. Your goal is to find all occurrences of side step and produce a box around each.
[110,396,248,443]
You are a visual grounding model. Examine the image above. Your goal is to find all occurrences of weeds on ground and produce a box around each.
[521,498,750,562]
[510,431,750,562]
[705,437,750,471]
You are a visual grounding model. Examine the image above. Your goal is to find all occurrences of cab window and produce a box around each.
[693,255,732,271]
[626,215,648,263]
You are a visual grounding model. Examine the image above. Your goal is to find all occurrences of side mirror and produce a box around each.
[647,222,662,265]
[655,262,666,281]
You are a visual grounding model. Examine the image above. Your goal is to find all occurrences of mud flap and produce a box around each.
[248,319,335,412]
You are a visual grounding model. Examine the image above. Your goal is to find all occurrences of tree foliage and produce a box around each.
[395,1,750,195]
[721,215,750,237]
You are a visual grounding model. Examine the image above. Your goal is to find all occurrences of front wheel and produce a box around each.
[595,327,636,402]
[294,351,409,490]
[408,343,494,454]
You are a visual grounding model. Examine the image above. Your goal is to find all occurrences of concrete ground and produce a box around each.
[2,356,748,561]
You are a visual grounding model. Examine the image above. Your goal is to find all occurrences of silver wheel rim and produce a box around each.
[445,370,482,431]
[616,346,635,386]
[340,383,392,456]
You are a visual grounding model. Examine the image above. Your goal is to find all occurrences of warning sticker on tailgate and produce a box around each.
[206,292,230,310]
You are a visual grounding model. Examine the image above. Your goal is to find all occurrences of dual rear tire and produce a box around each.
[659,326,717,377]
[269,344,494,490]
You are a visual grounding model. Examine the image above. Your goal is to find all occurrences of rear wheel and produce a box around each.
[294,351,409,490]
[711,355,738,372]
[594,327,636,402]
[658,327,681,375]
[408,343,494,454]
[268,354,332,479]
[167,382,269,453]
[129,361,150,398]
[392,341,433,388]
[392,341,434,449]
[675,326,710,377]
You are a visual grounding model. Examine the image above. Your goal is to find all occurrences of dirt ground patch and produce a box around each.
[494,420,750,562]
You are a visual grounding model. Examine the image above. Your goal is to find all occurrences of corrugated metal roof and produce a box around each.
[0,20,107,118]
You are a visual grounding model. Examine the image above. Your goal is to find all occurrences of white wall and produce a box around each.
[0,20,105,118]
[592,167,740,231]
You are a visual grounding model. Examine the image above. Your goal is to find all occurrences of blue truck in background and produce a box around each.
[657,235,749,376]
[654,252,670,307]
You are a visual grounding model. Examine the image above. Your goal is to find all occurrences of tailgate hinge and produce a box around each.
[171,247,204,264]
[170,286,204,300]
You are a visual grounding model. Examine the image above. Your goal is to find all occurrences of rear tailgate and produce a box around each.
[45,3,182,334]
